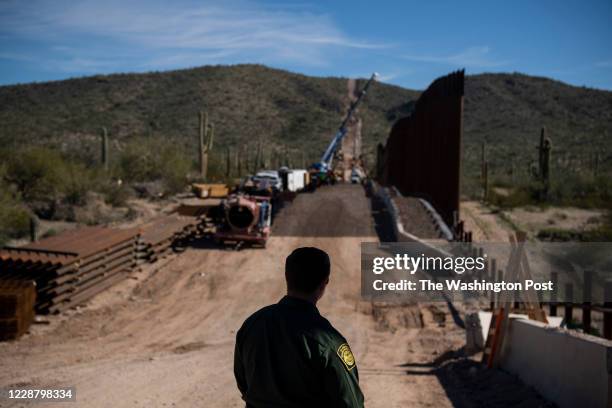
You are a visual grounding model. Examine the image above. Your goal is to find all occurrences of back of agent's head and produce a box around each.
[285,247,330,294]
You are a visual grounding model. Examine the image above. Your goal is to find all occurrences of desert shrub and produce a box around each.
[159,147,190,194]
[116,140,156,183]
[116,137,191,194]
[4,146,107,215]
[0,165,31,245]
[485,170,612,210]
[487,181,539,209]
[549,173,612,208]
[5,147,68,202]
[101,182,132,207]
[62,162,99,206]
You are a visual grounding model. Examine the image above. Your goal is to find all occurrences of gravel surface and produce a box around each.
[393,196,441,239]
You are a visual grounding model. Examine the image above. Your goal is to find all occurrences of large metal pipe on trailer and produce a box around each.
[214,194,272,247]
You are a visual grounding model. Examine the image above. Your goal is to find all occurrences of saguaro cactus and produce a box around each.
[593,153,599,177]
[101,127,109,171]
[235,148,240,177]
[244,143,251,173]
[483,161,489,202]
[198,111,214,180]
[254,137,265,171]
[537,127,552,198]
[225,147,232,178]
[480,141,487,182]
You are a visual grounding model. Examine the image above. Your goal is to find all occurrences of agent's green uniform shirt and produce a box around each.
[234,296,364,408]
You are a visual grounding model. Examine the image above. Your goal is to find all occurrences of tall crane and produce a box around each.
[309,72,378,185]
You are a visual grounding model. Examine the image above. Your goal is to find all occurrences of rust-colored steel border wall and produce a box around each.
[378,70,464,227]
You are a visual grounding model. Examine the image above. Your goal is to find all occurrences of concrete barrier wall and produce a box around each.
[500,318,612,408]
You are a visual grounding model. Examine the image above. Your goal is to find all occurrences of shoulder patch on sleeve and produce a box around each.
[336,343,356,371]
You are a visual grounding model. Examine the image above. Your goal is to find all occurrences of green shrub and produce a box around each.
[5,147,68,202]
[62,162,98,206]
[159,147,190,194]
[0,165,30,245]
[483,170,612,210]
[116,137,191,194]
[117,140,156,183]
[101,182,132,207]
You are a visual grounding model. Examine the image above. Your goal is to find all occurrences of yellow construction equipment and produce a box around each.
[192,183,229,198]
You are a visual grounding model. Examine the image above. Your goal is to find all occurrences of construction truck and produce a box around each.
[208,175,279,248]
[308,72,378,188]
[213,193,272,249]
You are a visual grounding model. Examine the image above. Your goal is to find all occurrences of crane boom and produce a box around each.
[318,72,378,169]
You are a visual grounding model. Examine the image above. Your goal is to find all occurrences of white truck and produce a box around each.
[279,168,307,192]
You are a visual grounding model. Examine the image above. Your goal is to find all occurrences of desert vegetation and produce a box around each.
[1,64,610,244]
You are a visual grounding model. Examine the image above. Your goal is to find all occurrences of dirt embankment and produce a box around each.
[0,185,549,407]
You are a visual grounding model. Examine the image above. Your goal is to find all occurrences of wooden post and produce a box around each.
[483,161,489,202]
[489,258,497,310]
[496,268,503,309]
[101,127,109,171]
[456,220,464,241]
[481,141,486,181]
[582,270,592,334]
[603,280,612,340]
[29,216,38,242]
[477,247,485,282]
[550,271,558,316]
[565,283,574,324]
[199,111,206,177]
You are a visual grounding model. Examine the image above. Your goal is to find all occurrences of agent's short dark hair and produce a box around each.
[285,247,330,294]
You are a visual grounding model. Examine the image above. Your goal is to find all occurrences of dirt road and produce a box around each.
[0,185,546,407]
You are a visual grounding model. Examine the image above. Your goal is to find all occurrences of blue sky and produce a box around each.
[0,0,611,89]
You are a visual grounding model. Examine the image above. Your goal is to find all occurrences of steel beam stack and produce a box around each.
[137,215,200,263]
[0,226,139,314]
[0,280,36,340]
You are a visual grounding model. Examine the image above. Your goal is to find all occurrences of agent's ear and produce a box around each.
[315,277,330,301]
[321,277,330,292]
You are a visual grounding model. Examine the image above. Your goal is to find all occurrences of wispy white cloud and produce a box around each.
[0,0,387,72]
[595,60,612,68]
[376,71,414,83]
[0,52,37,62]
[402,46,510,68]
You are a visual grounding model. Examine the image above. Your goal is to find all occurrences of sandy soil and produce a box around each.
[0,186,549,407]
[461,201,514,242]
[461,200,604,242]
[505,206,603,233]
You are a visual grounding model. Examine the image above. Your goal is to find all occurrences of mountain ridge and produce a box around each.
[1,63,610,178]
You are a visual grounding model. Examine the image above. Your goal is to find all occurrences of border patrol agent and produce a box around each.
[234,247,364,407]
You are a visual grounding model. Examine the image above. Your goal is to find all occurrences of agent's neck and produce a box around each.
[287,291,319,305]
